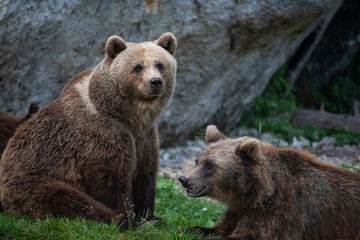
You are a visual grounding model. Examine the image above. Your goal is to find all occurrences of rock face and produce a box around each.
[0,0,342,146]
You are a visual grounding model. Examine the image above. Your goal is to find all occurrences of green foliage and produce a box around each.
[242,65,300,142]
[311,53,360,114]
[263,120,359,145]
[312,75,360,114]
[241,64,360,146]
[340,162,360,174]
[243,66,298,122]
[0,177,226,239]
[326,129,360,146]
[194,129,206,142]
[257,119,303,143]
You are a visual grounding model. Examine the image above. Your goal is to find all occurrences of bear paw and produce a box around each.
[117,212,137,231]
[187,226,215,236]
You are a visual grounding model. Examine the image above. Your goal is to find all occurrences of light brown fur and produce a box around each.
[180,125,360,240]
[0,33,177,225]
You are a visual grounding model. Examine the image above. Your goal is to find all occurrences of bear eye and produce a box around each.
[204,161,213,169]
[134,65,143,73]
[157,63,164,72]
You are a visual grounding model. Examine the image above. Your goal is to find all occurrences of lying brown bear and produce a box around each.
[179,125,360,240]
[0,103,39,155]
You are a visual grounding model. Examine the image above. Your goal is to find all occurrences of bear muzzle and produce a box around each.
[179,176,208,197]
[149,78,163,95]
[178,176,189,187]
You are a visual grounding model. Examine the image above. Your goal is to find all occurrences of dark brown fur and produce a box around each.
[0,33,177,225]
[180,125,360,240]
[0,103,39,155]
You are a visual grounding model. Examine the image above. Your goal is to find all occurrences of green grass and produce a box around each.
[0,177,226,239]
[340,162,360,174]
[0,171,358,239]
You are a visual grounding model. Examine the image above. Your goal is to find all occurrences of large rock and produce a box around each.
[0,0,342,146]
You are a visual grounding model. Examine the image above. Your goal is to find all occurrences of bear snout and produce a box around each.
[178,176,189,187]
[150,78,163,94]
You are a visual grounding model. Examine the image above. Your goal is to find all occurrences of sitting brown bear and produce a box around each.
[0,103,39,155]
[179,125,360,240]
[0,33,177,225]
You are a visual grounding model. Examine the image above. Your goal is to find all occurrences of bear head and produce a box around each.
[179,125,275,207]
[86,33,177,123]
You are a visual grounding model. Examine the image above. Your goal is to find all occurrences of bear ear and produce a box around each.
[235,138,261,162]
[155,32,177,55]
[205,125,227,144]
[105,36,127,59]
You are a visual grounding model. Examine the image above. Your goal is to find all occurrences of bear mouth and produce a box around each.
[147,92,163,98]
[186,185,207,197]
[139,94,162,103]
[148,93,162,97]
[150,89,163,96]
[144,91,163,100]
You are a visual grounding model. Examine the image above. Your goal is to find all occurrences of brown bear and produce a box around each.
[179,125,360,240]
[0,33,177,225]
[0,103,39,155]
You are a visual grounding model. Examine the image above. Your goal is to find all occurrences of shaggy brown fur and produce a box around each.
[179,125,360,240]
[0,103,39,155]
[0,33,177,225]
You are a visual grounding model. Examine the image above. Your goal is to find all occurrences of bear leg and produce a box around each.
[187,226,216,236]
[41,181,124,224]
[132,128,159,220]
[189,209,239,237]
[132,171,157,219]
[2,181,123,224]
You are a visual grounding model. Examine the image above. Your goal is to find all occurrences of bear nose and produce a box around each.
[178,176,189,187]
[150,78,163,89]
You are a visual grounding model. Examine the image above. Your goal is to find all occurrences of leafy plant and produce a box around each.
[241,63,360,146]
[312,75,360,114]
[340,162,360,174]
[241,65,300,142]
[311,53,360,114]
[243,65,298,122]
